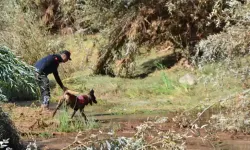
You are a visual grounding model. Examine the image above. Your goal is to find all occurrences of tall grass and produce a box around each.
[57,108,72,132]
[57,104,99,132]
[0,0,64,65]
[161,71,174,90]
[154,63,175,94]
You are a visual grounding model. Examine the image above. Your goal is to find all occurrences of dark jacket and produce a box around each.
[34,54,64,89]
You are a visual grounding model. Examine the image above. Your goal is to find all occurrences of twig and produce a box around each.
[61,131,85,150]
[191,88,250,125]
[137,143,159,150]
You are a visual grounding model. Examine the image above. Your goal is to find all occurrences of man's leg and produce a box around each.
[38,74,50,109]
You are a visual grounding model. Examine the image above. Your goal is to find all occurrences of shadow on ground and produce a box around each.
[132,52,181,78]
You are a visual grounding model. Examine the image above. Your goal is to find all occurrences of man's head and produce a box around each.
[60,50,71,62]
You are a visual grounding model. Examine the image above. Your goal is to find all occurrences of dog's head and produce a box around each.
[89,89,97,104]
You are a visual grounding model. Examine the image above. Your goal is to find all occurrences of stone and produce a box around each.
[179,73,197,85]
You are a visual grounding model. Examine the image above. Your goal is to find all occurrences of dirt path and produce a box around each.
[2,102,250,150]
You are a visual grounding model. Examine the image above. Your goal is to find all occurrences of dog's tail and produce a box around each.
[65,90,80,95]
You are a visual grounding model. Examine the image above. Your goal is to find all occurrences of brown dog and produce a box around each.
[52,89,97,122]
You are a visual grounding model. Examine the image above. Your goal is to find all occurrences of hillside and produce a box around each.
[1,0,250,149]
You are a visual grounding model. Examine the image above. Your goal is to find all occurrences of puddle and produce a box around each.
[91,113,168,122]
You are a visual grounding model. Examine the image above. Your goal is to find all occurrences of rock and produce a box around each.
[244,119,250,125]
[179,73,197,85]
[155,117,168,123]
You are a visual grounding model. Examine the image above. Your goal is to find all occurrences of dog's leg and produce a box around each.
[71,109,77,119]
[52,97,64,117]
[80,108,88,124]
[65,101,71,112]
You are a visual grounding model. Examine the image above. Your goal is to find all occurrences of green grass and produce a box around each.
[58,59,246,115]
[57,104,100,132]
[47,34,248,117]
[38,132,53,139]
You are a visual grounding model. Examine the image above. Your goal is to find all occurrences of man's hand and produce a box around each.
[63,86,68,92]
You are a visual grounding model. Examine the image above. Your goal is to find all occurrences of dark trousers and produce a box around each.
[37,74,50,106]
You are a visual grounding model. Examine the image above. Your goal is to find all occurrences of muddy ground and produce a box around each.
[2,101,250,150]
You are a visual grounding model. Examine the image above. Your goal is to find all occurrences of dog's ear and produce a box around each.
[90,89,94,94]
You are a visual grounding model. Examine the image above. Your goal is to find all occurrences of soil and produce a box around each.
[2,102,250,150]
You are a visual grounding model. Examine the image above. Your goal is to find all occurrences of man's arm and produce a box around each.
[53,70,67,91]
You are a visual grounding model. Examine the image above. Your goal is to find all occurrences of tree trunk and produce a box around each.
[93,47,112,74]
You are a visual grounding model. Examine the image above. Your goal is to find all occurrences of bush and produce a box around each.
[193,25,250,65]
[0,46,38,101]
[0,88,7,102]
[193,2,250,66]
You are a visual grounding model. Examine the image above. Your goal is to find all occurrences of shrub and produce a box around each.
[0,88,7,102]
[193,2,250,66]
[0,46,38,101]
[193,25,250,66]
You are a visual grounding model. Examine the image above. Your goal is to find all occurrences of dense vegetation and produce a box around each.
[1,0,250,77]
[0,46,38,101]
[1,0,250,149]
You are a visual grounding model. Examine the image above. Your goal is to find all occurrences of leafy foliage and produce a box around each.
[0,88,7,102]
[193,26,249,65]
[192,2,250,65]
[0,46,38,101]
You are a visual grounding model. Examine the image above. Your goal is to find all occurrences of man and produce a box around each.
[34,50,71,110]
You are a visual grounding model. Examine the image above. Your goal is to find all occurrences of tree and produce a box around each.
[89,0,245,76]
